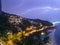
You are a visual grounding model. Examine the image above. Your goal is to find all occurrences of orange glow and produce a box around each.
[26,26,33,31]
[7,40,14,45]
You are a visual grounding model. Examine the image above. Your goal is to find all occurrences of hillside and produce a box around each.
[0,11,55,45]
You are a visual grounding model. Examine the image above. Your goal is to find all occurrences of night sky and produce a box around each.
[1,0,60,22]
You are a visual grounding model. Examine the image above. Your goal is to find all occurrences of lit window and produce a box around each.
[41,31,45,35]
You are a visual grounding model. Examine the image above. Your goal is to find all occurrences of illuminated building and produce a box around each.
[9,16,15,23]
[9,15,22,25]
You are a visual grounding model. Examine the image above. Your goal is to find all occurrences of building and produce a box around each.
[8,16,22,24]
[0,0,2,15]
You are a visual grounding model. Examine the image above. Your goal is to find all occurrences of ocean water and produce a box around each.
[45,29,56,45]
[45,23,60,45]
[54,23,60,45]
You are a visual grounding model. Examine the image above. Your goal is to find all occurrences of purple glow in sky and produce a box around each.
[1,0,60,22]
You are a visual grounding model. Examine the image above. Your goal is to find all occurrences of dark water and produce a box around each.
[54,23,60,45]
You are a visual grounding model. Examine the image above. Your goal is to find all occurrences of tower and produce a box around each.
[0,0,1,14]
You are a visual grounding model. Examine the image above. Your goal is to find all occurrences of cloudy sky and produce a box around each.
[1,0,60,22]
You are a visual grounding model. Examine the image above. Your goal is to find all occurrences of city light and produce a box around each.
[41,31,45,35]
